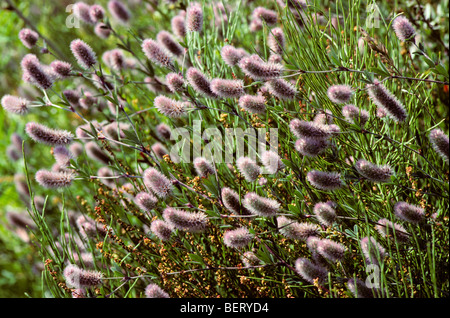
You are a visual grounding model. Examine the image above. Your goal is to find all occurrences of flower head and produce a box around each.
[70,39,97,70]
[392,16,416,42]
[317,238,346,262]
[243,192,280,217]
[265,78,297,100]
[1,95,29,115]
[261,150,285,174]
[143,168,173,198]
[223,227,253,249]
[186,67,218,98]
[238,94,266,114]
[145,283,170,298]
[295,257,328,285]
[150,219,173,241]
[429,129,449,163]
[166,72,185,93]
[142,39,174,70]
[193,157,215,178]
[134,192,158,212]
[108,0,131,24]
[252,7,278,25]
[342,104,369,126]
[50,60,72,79]
[355,159,393,183]
[35,169,75,188]
[327,84,353,104]
[236,157,260,182]
[154,95,187,118]
[186,3,203,32]
[394,201,425,224]
[221,45,248,67]
[295,137,330,157]
[63,264,103,289]
[367,79,407,122]
[306,170,343,191]
[85,141,112,164]
[267,27,285,55]
[375,218,409,243]
[25,122,73,146]
[289,119,331,139]
[157,31,184,57]
[19,28,39,48]
[171,14,186,38]
[313,202,337,226]
[238,55,283,80]
[73,2,95,24]
[277,216,321,240]
[360,236,387,266]
[221,187,245,215]
[21,54,53,89]
[89,4,105,22]
[163,207,208,233]
[210,78,245,98]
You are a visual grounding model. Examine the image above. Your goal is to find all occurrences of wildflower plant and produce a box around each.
[0,0,448,300]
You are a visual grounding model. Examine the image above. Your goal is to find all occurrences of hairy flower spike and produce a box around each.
[238,94,266,114]
[307,170,343,191]
[367,79,407,122]
[277,216,320,240]
[145,283,170,298]
[375,218,409,243]
[221,187,245,215]
[50,60,72,79]
[171,13,186,38]
[108,0,131,24]
[429,129,449,163]
[186,67,218,98]
[150,219,173,241]
[63,264,103,289]
[221,45,248,67]
[134,192,158,212]
[21,54,53,89]
[313,202,337,227]
[156,123,172,140]
[289,119,331,139]
[166,72,185,93]
[18,28,39,48]
[394,201,425,224]
[157,31,184,57]
[94,22,111,39]
[317,238,346,262]
[295,137,329,157]
[223,227,253,249]
[265,78,297,100]
[193,157,215,178]
[327,84,354,104]
[360,236,387,266]
[70,39,97,70]
[53,145,73,167]
[1,95,29,115]
[163,207,208,233]
[186,3,203,32]
[252,7,278,25]
[241,251,261,267]
[85,141,112,165]
[243,192,280,217]
[267,27,285,55]
[236,157,260,182]
[142,39,174,70]
[89,4,105,22]
[143,168,173,199]
[25,122,73,146]
[355,159,393,183]
[392,16,416,42]
[210,78,245,98]
[73,2,95,24]
[295,258,328,285]
[342,104,369,126]
[261,150,285,174]
[35,169,75,188]
[154,95,186,118]
[238,55,283,80]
